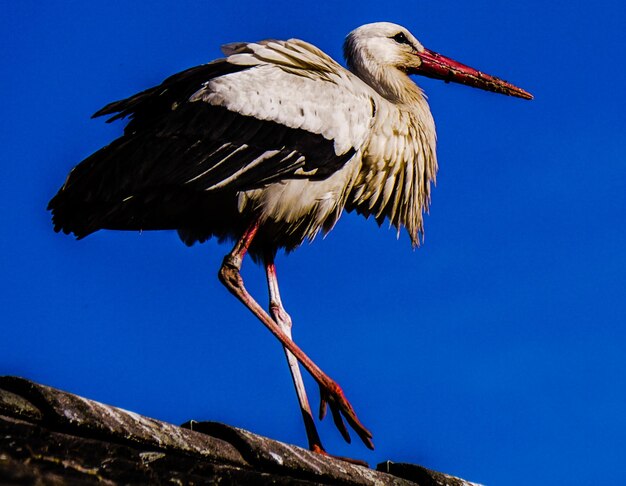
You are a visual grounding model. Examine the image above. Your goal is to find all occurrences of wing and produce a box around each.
[49,39,377,237]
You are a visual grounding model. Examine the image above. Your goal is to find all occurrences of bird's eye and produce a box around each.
[391,32,411,46]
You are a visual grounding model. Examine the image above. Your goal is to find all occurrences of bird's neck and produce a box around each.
[352,62,427,106]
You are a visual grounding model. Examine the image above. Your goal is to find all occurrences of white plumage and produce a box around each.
[193,24,438,246]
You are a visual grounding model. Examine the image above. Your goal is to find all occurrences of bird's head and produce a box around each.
[345,22,532,102]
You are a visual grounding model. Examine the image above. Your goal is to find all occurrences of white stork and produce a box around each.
[48,22,531,456]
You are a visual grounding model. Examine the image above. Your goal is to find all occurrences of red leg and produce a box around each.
[218,222,374,450]
[264,254,325,452]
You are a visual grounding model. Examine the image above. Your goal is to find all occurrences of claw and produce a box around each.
[330,402,352,443]
[317,379,374,450]
[355,429,375,451]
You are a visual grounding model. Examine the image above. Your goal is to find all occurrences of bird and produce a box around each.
[48,22,532,456]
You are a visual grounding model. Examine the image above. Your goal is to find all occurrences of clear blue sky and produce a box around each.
[2,1,625,484]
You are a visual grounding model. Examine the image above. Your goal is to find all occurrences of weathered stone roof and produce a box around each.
[0,376,480,485]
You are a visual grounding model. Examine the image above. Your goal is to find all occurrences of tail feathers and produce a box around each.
[48,192,128,239]
[48,186,200,238]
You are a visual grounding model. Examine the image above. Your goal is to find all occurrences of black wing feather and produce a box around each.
[49,59,356,239]
[92,61,247,129]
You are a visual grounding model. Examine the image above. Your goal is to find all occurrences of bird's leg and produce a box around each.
[264,258,369,466]
[264,254,325,454]
[218,222,374,450]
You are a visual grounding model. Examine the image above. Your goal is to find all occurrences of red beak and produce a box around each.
[413,47,533,100]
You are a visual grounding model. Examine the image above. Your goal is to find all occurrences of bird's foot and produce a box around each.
[318,380,374,450]
[310,444,369,467]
